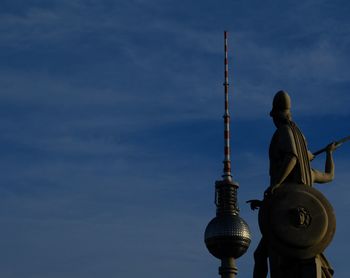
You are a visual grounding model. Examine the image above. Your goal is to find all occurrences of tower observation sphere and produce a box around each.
[205,180,251,260]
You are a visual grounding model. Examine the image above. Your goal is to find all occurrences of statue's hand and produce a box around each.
[308,151,315,161]
[326,142,337,153]
[246,199,263,211]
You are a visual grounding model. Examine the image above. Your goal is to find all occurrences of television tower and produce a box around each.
[204,31,251,278]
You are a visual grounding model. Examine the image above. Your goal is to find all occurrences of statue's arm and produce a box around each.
[246,199,263,210]
[312,143,336,183]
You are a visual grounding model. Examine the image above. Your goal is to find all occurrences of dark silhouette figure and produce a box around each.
[248,91,336,278]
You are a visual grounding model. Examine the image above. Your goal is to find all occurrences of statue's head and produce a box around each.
[270,90,292,124]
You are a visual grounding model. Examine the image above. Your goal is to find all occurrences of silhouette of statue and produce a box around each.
[248,91,336,278]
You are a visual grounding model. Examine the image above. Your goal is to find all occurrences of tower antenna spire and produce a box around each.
[223,30,232,181]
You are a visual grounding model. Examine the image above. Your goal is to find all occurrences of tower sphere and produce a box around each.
[205,214,251,259]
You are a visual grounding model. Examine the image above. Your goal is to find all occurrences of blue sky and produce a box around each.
[1,0,350,277]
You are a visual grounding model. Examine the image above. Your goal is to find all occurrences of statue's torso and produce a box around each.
[269,123,312,186]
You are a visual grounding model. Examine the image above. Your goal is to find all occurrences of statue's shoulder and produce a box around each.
[274,124,294,139]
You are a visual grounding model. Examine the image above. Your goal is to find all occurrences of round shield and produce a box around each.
[259,183,336,259]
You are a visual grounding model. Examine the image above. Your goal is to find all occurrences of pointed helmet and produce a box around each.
[270,90,291,118]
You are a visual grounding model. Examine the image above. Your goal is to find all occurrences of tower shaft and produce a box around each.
[205,31,251,278]
[219,258,238,278]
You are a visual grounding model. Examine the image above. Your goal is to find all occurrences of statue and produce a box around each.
[247,91,340,278]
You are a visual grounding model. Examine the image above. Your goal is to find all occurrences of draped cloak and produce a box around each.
[269,121,312,187]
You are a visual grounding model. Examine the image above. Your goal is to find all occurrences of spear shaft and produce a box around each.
[313,135,350,156]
